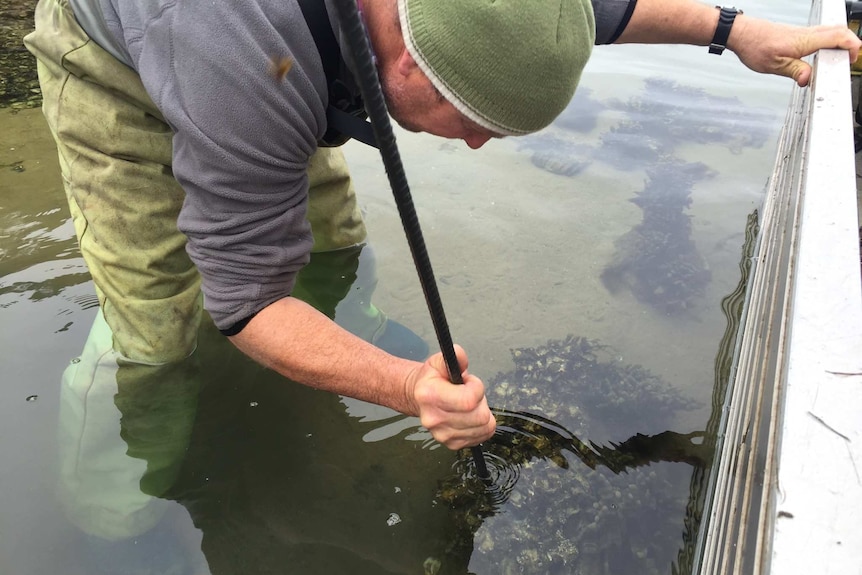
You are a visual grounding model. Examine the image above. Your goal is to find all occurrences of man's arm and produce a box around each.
[229,296,496,450]
[613,0,861,86]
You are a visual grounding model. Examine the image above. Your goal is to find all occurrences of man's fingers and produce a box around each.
[787,59,812,87]
[429,374,486,411]
[425,344,469,382]
[804,25,862,61]
[432,410,497,450]
[737,22,861,85]
[415,346,496,448]
[821,25,862,55]
[790,26,862,85]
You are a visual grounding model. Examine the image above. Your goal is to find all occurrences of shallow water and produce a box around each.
[1,2,811,573]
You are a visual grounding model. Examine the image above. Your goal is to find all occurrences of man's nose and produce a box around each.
[463,134,492,149]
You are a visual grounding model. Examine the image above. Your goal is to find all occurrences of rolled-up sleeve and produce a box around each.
[131,1,326,332]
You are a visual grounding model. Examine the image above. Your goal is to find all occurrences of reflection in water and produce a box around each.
[1,106,87,330]
[56,311,208,573]
[57,312,709,575]
[53,246,451,575]
[682,210,760,572]
[0,269,92,302]
[56,312,467,575]
[443,407,707,515]
[49,228,749,574]
[0,199,84,303]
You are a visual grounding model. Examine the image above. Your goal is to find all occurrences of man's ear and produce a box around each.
[396,48,419,77]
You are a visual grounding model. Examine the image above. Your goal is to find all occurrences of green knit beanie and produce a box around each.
[397,0,596,136]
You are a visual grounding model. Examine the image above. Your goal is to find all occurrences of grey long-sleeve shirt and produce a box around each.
[68,0,636,333]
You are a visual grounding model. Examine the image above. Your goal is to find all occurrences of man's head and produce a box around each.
[372,0,595,143]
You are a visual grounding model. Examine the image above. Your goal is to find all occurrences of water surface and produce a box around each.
[0,2,810,573]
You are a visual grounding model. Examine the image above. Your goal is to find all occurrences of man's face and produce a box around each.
[379,60,501,150]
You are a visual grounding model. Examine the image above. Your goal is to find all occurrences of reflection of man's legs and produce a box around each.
[56,312,168,541]
[303,146,429,361]
[292,244,429,361]
[56,311,208,573]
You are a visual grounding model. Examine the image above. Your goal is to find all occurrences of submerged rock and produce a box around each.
[518,133,594,178]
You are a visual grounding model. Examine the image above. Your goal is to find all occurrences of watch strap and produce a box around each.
[709,6,743,55]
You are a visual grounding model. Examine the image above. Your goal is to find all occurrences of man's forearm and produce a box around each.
[614,0,725,45]
[611,0,861,86]
[229,296,419,415]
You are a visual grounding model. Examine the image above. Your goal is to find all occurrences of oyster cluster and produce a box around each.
[518,77,776,315]
[598,78,774,170]
[492,335,699,429]
[519,78,775,177]
[601,160,715,314]
[432,336,705,575]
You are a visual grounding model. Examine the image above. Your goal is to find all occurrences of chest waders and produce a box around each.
[298,0,491,480]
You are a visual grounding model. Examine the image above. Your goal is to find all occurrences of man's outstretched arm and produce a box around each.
[612,0,861,86]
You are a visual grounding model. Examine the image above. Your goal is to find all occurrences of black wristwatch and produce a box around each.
[709,6,743,55]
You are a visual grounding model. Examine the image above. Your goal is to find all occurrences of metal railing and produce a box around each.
[692,0,862,572]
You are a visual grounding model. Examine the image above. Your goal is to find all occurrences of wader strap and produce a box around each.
[297,0,378,148]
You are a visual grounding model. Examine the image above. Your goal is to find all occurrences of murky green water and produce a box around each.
[1,2,812,574]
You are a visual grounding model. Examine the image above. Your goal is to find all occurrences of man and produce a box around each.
[24,0,861,451]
